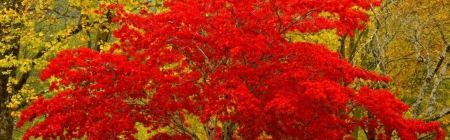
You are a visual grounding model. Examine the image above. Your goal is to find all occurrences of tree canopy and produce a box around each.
[16,0,445,139]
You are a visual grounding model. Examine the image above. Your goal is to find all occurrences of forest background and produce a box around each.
[1,0,450,139]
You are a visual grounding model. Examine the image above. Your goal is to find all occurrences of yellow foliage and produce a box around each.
[285,29,341,51]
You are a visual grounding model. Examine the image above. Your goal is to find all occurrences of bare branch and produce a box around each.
[169,114,200,140]
[424,108,450,122]
[413,42,450,119]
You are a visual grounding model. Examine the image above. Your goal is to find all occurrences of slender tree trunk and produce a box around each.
[221,121,236,140]
[338,35,347,59]
[0,75,14,140]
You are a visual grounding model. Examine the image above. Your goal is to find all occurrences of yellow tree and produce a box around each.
[290,0,450,138]
[343,0,450,138]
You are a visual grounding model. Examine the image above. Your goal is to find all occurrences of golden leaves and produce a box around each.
[7,84,37,118]
[285,29,341,51]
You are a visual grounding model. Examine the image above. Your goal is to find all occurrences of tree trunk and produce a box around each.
[0,75,14,140]
[221,121,236,140]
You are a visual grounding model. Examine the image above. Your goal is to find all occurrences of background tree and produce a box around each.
[325,0,450,138]
[16,0,445,139]
[1,1,51,139]
[0,0,152,139]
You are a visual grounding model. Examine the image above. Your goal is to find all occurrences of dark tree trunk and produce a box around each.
[0,75,14,140]
[221,121,236,140]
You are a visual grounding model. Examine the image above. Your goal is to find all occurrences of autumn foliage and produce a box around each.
[17,0,445,139]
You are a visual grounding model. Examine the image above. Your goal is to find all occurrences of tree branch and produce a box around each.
[413,42,450,119]
[169,114,200,140]
[424,108,450,122]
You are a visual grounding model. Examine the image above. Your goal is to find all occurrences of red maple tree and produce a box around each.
[17,0,445,139]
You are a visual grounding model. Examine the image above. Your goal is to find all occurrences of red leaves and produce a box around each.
[18,0,444,140]
[356,87,445,139]
[48,82,58,92]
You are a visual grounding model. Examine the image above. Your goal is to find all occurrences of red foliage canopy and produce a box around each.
[18,0,445,139]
